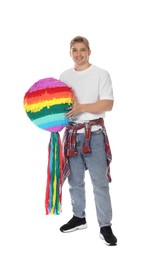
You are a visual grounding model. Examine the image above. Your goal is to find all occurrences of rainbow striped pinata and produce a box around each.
[23,77,74,215]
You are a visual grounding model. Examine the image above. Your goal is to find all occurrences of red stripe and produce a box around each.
[24,86,72,100]
[24,91,73,105]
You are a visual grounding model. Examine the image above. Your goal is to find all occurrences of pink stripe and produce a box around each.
[45,125,64,132]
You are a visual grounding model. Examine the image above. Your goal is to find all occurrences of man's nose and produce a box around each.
[77,51,82,56]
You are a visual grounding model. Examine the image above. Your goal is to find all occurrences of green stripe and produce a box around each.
[26,103,71,120]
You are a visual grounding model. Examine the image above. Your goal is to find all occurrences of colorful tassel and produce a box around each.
[45,132,63,215]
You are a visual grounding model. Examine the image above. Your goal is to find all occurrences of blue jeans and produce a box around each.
[68,129,112,227]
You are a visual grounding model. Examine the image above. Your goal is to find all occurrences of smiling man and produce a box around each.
[59,36,117,246]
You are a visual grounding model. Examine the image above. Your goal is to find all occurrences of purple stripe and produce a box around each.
[29,78,68,92]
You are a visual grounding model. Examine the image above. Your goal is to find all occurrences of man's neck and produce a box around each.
[74,63,91,71]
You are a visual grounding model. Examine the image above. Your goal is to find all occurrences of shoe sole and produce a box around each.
[99,233,117,246]
[61,223,88,233]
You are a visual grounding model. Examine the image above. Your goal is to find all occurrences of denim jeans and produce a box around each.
[68,129,112,227]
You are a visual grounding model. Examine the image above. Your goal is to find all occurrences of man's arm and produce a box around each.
[66,99,114,118]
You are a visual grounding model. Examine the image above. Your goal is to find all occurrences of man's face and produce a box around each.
[70,42,91,66]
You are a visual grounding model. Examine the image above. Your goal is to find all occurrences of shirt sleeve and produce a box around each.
[99,71,114,100]
[59,74,63,81]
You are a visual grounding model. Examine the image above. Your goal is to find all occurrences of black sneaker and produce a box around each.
[100,226,117,246]
[60,216,87,233]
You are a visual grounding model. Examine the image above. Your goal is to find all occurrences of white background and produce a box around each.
[0,0,148,259]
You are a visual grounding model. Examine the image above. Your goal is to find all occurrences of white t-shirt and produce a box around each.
[60,65,114,132]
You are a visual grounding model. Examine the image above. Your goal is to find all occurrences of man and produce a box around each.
[59,36,117,246]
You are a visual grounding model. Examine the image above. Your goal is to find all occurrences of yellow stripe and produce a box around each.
[50,207,54,214]
[24,98,73,112]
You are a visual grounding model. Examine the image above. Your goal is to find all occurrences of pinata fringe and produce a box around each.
[45,132,63,215]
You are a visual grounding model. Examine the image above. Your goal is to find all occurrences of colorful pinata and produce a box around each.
[23,77,74,215]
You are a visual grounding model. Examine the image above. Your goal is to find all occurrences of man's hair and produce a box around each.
[70,36,90,50]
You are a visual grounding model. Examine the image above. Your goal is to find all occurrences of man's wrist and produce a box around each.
[81,104,86,113]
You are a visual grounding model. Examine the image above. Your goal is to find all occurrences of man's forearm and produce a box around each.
[66,100,114,117]
[81,100,114,113]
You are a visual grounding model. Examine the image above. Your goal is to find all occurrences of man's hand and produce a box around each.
[66,99,84,118]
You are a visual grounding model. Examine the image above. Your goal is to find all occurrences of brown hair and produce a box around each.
[70,36,90,50]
